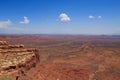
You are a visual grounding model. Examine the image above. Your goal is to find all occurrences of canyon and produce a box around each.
[0,35,120,80]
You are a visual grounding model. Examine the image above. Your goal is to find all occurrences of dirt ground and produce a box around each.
[0,34,120,80]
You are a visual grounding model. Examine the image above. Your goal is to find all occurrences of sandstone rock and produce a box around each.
[0,41,39,78]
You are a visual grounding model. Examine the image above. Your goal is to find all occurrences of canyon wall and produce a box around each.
[0,41,39,78]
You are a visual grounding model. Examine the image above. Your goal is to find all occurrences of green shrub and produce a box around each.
[0,75,14,80]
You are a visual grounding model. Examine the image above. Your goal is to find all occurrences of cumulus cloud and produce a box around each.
[0,20,11,28]
[88,15,95,19]
[20,16,29,24]
[59,13,71,22]
[98,16,102,19]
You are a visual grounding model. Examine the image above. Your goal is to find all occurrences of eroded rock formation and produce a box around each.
[0,41,39,78]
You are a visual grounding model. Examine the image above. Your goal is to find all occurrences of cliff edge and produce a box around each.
[0,41,39,79]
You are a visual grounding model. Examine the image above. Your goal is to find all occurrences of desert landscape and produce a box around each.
[0,34,120,80]
[0,0,120,80]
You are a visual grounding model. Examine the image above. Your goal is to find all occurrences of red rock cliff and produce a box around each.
[0,41,39,78]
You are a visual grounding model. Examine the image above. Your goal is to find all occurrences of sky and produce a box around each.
[0,0,120,35]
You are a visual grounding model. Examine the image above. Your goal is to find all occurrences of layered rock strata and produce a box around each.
[0,41,39,76]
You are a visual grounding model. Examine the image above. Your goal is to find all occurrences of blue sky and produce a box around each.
[0,0,120,35]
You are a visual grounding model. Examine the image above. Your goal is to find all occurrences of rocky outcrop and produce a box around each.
[0,41,39,77]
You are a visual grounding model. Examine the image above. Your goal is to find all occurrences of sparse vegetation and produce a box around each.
[0,75,14,80]
[0,35,120,80]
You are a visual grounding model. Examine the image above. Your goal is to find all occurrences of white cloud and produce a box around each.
[0,20,11,28]
[59,13,71,22]
[88,15,95,19]
[98,16,102,19]
[20,16,29,24]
